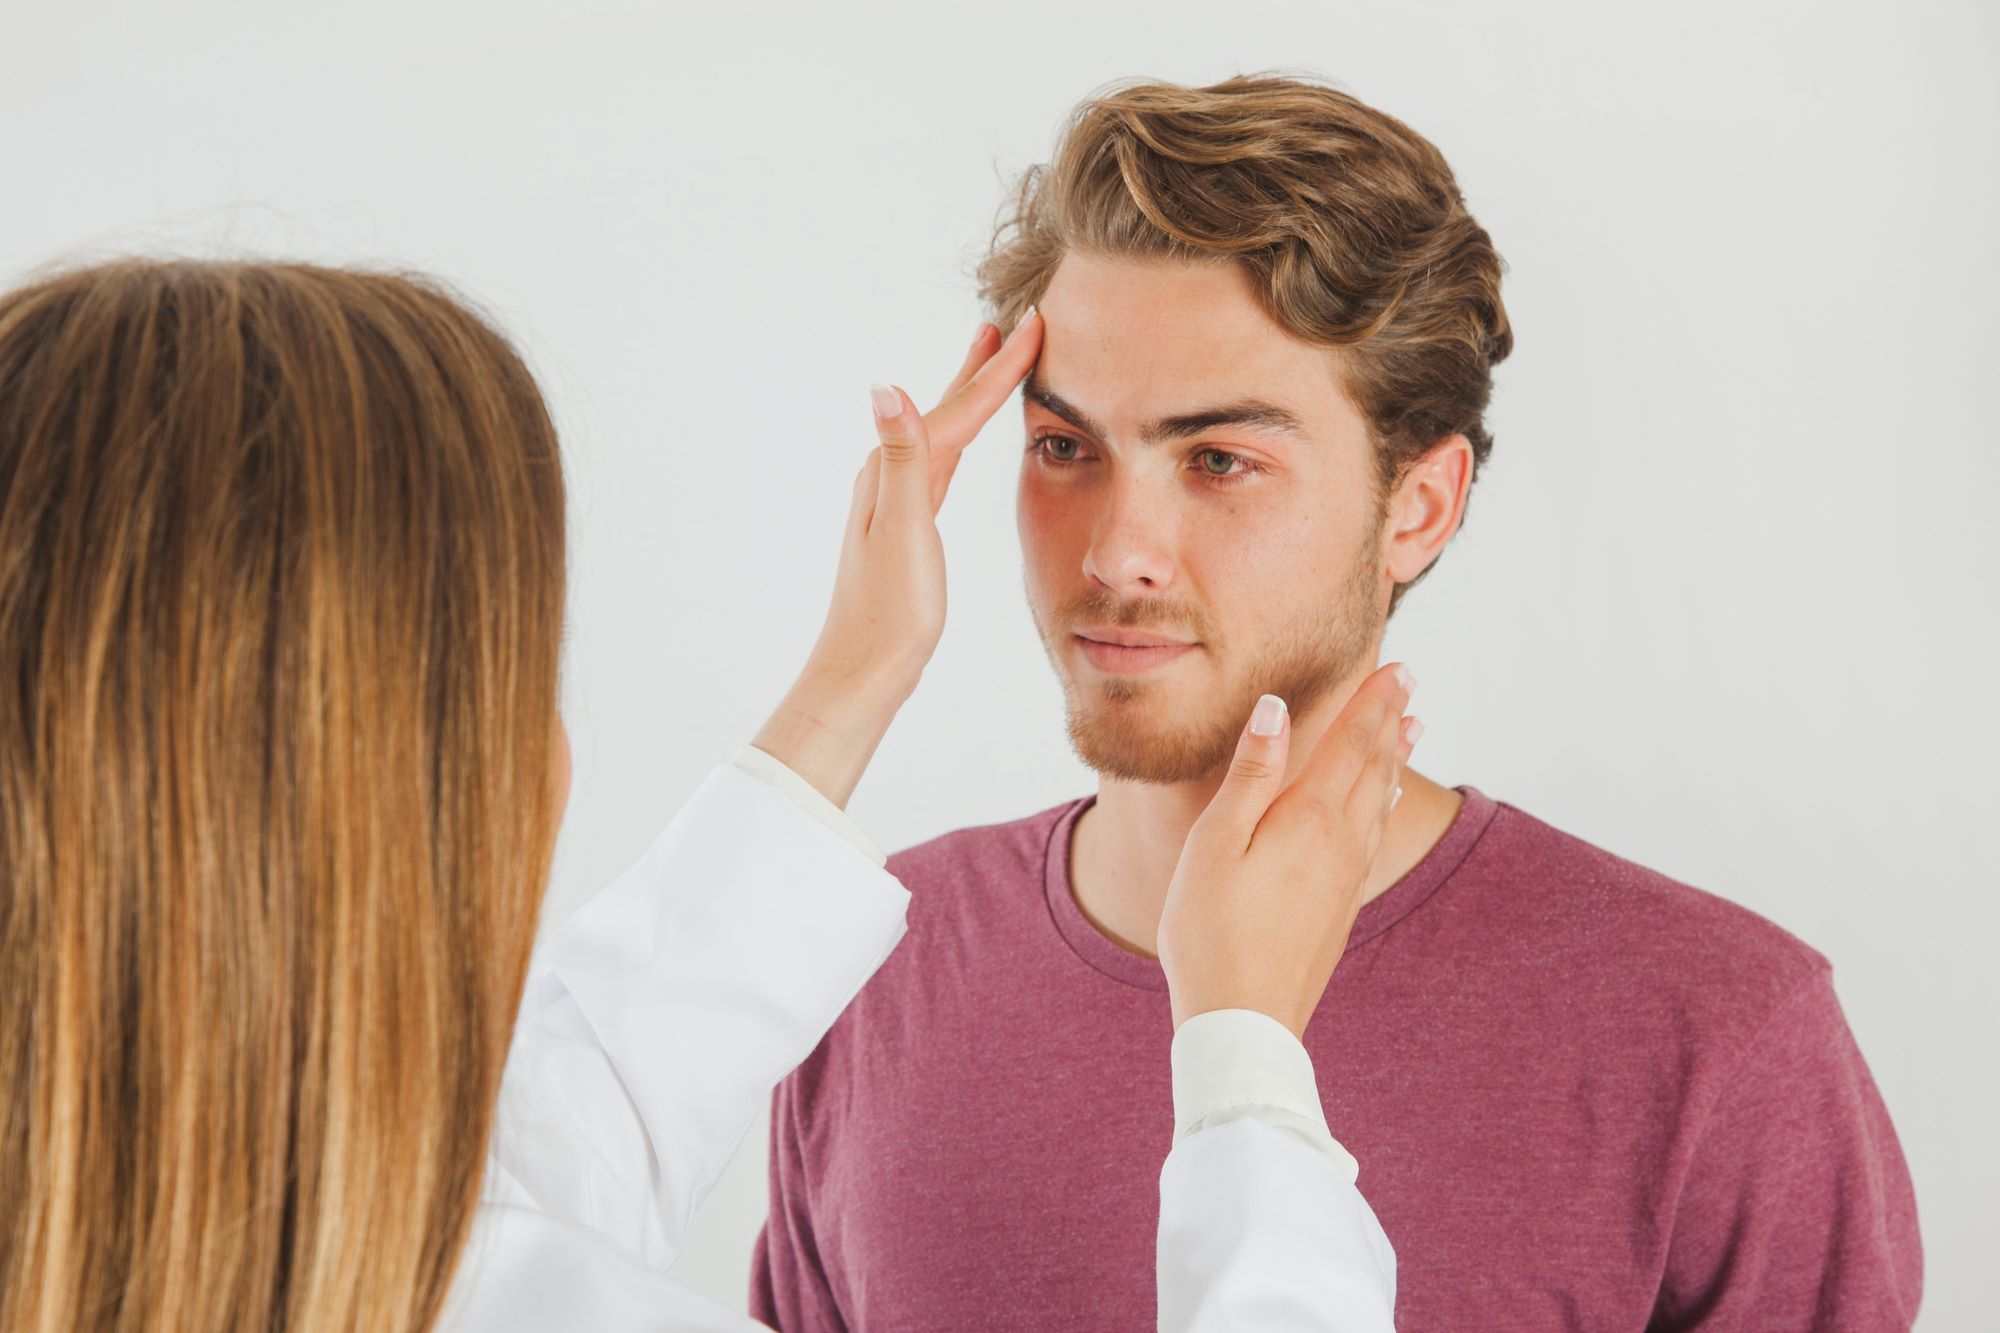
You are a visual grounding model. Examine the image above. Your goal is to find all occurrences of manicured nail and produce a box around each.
[1393,663,1415,692]
[870,384,903,419]
[970,322,993,350]
[1391,784,1404,810]
[1403,716,1424,747]
[1250,694,1287,737]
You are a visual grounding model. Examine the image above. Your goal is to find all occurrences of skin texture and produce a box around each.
[1016,253,1475,1008]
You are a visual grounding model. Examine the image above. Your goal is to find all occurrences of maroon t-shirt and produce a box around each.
[750,788,1921,1330]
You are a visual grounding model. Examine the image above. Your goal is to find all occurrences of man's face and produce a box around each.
[1017,253,1387,784]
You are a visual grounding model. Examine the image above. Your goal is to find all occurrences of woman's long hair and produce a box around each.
[0,260,567,1330]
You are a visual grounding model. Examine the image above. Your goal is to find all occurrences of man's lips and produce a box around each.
[1073,625,1193,648]
[1071,627,1199,674]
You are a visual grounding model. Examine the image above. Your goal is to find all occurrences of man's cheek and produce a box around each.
[1015,518,1067,628]
[1190,505,1316,585]
[1016,488,1078,579]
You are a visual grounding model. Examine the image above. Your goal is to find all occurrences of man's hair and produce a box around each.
[979,73,1512,607]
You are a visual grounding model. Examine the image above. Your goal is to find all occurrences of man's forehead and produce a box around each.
[1032,252,1343,432]
[1039,251,1273,333]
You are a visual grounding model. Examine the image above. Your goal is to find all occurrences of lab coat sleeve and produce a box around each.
[446,762,909,1329]
[1157,1010,1398,1331]
[729,744,888,865]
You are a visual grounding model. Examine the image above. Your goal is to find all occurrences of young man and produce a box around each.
[750,75,1922,1330]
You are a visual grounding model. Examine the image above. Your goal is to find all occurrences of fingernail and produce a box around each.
[870,384,903,419]
[1022,303,1039,326]
[1250,694,1287,737]
[970,323,992,350]
[1403,716,1424,746]
[1391,784,1404,810]
[1393,663,1416,692]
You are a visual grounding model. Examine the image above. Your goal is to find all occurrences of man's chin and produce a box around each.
[1065,704,1240,786]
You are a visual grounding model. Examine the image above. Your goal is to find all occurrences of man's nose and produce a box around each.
[1080,472,1179,595]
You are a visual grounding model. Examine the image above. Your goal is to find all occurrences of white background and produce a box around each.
[5,0,1994,1324]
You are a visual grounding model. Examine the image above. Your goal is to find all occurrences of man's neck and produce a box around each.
[1067,708,1464,960]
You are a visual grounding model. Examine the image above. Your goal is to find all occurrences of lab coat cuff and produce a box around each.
[1171,1008,1360,1182]
[731,744,888,867]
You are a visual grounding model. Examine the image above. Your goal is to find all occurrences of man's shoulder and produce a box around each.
[1469,793,1832,1020]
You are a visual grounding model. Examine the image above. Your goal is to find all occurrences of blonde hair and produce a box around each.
[979,73,1513,606]
[0,260,567,1331]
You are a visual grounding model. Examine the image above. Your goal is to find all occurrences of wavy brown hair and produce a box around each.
[979,73,1513,607]
[0,260,566,1330]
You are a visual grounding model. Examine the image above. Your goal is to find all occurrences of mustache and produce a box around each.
[1057,590,1215,644]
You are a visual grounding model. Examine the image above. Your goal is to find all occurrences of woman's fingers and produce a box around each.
[929,451,964,516]
[1271,663,1412,838]
[934,323,1001,408]
[922,308,1044,460]
[869,383,931,525]
[1343,694,1412,868]
[1389,716,1423,811]
[928,310,1044,512]
[1197,694,1293,851]
[868,309,1045,521]
[847,446,883,536]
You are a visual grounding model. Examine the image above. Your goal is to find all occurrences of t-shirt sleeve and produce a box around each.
[749,1075,848,1332]
[1652,965,1922,1330]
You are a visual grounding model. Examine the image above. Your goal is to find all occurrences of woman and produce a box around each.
[0,260,1412,1331]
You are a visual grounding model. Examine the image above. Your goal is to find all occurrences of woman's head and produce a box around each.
[0,260,566,1330]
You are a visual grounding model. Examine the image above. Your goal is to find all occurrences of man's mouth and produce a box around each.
[1071,626,1199,675]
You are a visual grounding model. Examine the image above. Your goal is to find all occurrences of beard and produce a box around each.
[1032,537,1383,785]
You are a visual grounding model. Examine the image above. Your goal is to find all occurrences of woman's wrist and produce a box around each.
[1169,986,1310,1042]
[751,664,915,810]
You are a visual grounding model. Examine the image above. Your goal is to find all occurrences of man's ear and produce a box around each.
[1383,435,1473,586]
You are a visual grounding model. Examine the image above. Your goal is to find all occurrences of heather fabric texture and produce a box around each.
[750,788,1922,1331]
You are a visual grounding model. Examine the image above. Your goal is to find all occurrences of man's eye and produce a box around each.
[1038,435,1081,461]
[1191,449,1265,485]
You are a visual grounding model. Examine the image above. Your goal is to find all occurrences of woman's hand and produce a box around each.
[753,312,1044,808]
[1157,665,1420,1038]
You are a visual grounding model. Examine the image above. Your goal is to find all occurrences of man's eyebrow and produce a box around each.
[1145,400,1309,444]
[1022,374,1108,440]
[1023,372,1308,445]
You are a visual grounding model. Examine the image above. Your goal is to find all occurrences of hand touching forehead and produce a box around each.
[1030,252,1374,485]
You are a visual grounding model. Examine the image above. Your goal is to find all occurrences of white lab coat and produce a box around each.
[441,763,1397,1330]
